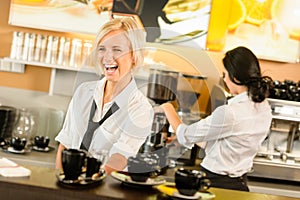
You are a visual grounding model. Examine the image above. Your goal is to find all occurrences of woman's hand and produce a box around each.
[166,134,181,149]
[104,153,127,175]
[55,144,66,170]
[166,134,177,144]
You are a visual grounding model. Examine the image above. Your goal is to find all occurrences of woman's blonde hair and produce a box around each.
[94,17,146,71]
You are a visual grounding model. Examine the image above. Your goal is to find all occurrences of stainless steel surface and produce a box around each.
[252,157,300,181]
[250,98,300,182]
[269,98,300,122]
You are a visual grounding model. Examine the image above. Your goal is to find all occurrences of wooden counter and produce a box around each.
[0,164,298,200]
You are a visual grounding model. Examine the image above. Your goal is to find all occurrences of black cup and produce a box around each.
[127,154,160,182]
[34,136,50,149]
[0,137,8,147]
[175,168,211,196]
[86,156,102,178]
[62,149,86,180]
[10,137,27,151]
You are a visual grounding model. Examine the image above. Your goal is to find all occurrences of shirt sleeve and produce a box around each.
[176,105,235,147]
[54,82,93,149]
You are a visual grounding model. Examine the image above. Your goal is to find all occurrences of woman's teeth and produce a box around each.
[105,65,118,72]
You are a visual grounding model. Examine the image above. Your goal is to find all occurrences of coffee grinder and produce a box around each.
[177,73,207,121]
[139,68,179,172]
[168,73,207,166]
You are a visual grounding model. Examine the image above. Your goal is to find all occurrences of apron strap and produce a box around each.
[80,100,119,151]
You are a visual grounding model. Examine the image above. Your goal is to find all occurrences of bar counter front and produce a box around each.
[0,151,298,200]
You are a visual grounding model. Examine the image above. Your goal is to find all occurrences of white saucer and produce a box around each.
[172,191,201,200]
[156,185,216,200]
[32,145,50,152]
[111,171,166,186]
[7,146,26,154]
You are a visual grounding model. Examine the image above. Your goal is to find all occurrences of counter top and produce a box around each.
[0,146,56,168]
[0,161,299,200]
[1,145,300,199]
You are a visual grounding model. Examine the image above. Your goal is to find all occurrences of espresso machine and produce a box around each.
[139,69,208,167]
[250,80,300,182]
[138,68,178,172]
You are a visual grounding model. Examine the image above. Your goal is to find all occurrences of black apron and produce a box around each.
[80,100,119,151]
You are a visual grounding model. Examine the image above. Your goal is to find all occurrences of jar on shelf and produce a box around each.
[51,36,59,64]
[11,31,24,60]
[10,31,22,59]
[45,35,53,64]
[82,40,93,66]
[69,38,82,67]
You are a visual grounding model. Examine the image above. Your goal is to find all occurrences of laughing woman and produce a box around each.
[55,18,154,175]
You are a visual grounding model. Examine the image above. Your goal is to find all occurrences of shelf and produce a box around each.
[0,57,98,96]
[1,57,96,73]
[0,57,151,96]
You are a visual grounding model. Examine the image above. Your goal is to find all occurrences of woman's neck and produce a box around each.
[103,73,132,104]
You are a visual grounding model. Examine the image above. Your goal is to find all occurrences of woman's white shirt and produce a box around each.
[176,92,272,177]
[55,77,154,159]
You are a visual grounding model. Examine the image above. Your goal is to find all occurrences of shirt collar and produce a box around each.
[227,91,249,105]
[113,77,137,108]
[93,76,138,109]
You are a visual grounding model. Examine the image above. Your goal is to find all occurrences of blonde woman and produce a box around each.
[55,17,153,175]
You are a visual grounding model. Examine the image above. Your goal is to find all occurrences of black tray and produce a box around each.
[56,169,106,189]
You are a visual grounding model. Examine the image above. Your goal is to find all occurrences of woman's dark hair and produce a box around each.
[222,46,273,103]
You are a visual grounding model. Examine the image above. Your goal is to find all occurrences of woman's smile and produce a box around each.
[104,64,119,74]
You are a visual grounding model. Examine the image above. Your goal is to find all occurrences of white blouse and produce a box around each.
[55,77,154,159]
[176,92,272,177]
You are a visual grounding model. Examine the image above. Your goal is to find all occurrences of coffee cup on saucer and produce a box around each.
[34,135,50,149]
[127,154,161,182]
[175,168,211,196]
[0,137,8,147]
[10,137,27,151]
[86,156,102,178]
[62,149,86,180]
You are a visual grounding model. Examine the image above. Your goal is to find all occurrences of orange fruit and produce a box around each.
[241,0,274,25]
[228,0,247,31]
[271,0,300,40]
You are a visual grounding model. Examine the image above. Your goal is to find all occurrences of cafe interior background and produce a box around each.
[0,0,300,197]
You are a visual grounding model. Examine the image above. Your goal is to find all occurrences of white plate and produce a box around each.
[156,184,216,200]
[111,171,166,186]
[7,147,27,154]
[172,191,201,200]
[32,145,55,152]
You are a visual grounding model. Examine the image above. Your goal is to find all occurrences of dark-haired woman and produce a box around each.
[161,46,273,191]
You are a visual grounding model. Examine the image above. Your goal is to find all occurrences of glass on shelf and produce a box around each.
[69,38,82,68]
[11,31,24,60]
[51,36,59,64]
[27,33,36,61]
[45,35,53,64]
